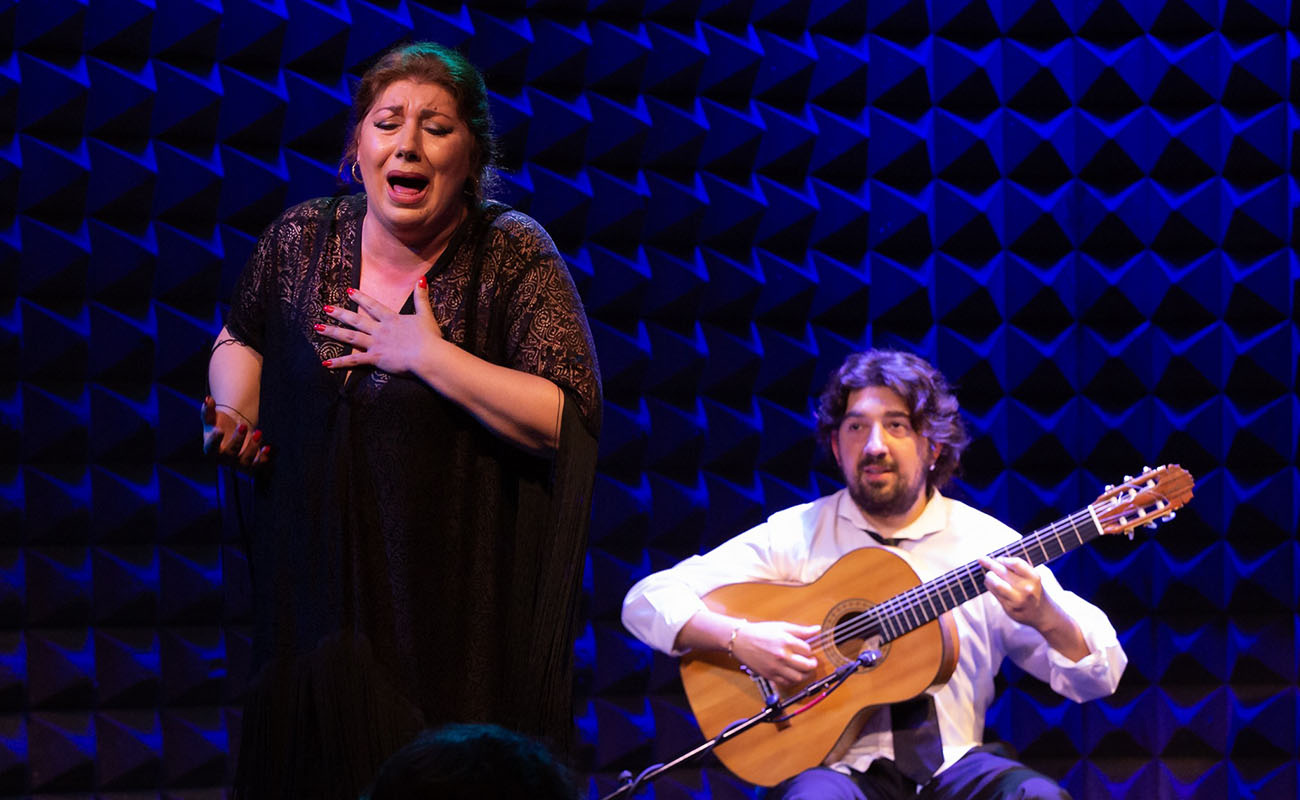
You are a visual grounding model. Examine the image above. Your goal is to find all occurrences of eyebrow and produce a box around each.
[373,105,455,121]
[843,410,911,420]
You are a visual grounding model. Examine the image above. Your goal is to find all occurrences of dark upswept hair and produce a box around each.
[339,41,500,204]
[364,723,577,800]
[815,350,969,490]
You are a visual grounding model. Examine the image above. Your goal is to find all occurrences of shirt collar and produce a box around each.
[837,488,949,542]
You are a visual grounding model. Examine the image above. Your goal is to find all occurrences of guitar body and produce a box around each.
[680,546,958,787]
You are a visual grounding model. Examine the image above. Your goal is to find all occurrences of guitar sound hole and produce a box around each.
[823,599,887,668]
[832,611,870,660]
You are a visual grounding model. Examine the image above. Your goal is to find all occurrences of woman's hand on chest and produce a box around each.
[316,277,447,377]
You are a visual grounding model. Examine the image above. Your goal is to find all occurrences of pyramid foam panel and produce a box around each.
[3,0,1297,796]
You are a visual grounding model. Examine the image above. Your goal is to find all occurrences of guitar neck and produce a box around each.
[870,504,1102,644]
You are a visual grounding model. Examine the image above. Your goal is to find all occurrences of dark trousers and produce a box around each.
[768,745,1071,800]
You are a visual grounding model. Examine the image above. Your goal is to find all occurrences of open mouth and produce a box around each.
[387,173,430,198]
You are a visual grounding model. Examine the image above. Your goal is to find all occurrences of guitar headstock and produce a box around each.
[1091,464,1195,539]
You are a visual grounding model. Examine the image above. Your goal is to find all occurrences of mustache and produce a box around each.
[857,455,895,471]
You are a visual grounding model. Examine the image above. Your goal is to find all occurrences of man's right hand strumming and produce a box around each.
[728,620,821,689]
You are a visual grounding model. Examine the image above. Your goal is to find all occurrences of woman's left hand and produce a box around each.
[318,275,564,455]
[317,278,443,375]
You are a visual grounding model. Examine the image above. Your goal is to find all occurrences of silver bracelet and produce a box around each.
[214,403,253,428]
[727,620,747,658]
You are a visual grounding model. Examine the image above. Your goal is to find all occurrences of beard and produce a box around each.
[844,455,927,519]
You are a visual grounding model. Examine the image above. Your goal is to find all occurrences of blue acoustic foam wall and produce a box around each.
[3,0,1296,798]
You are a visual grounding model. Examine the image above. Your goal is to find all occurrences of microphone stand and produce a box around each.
[598,649,881,800]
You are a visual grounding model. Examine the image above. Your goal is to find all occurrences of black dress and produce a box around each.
[223,194,602,798]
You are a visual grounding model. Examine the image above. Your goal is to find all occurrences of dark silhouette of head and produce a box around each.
[364,723,578,800]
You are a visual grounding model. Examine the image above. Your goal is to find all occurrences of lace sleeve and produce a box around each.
[224,221,281,353]
[492,213,603,436]
[223,198,334,352]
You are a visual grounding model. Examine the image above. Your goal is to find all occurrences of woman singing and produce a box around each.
[202,42,602,798]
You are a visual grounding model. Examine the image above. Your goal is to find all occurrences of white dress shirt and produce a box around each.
[621,489,1128,777]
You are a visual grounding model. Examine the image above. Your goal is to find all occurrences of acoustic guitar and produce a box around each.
[679,465,1195,787]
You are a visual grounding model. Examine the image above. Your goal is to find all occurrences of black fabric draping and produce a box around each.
[221,194,601,798]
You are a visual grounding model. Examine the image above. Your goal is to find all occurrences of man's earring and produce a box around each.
[351,162,363,183]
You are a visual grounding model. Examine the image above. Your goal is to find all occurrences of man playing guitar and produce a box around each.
[622,349,1128,800]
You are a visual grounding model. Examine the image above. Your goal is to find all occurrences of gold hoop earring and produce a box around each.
[351,161,363,184]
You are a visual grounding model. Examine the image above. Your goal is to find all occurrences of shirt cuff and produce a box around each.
[640,587,708,656]
[1044,629,1126,700]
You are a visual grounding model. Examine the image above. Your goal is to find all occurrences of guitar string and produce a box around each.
[854,507,1095,644]
[804,508,1081,648]
[796,474,1176,656]
[823,500,1115,649]
[808,507,1091,650]
[803,505,1100,652]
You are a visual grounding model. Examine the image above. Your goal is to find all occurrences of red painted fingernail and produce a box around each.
[323,305,335,314]
[251,430,262,442]
[346,287,355,296]
[417,276,427,288]
[322,359,332,367]
[236,423,248,435]
[314,323,325,332]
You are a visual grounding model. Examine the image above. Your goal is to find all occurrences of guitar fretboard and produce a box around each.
[867,505,1102,643]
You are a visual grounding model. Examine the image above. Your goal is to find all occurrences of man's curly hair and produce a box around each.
[814,350,969,490]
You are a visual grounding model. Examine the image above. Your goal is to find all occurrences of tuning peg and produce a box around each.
[1104,484,1115,492]
[1123,474,1134,483]
[1143,511,1177,530]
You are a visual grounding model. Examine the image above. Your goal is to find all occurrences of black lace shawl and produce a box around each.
[223,194,601,798]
